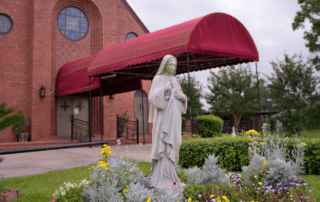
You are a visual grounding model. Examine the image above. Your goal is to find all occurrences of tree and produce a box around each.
[204,64,265,132]
[176,74,205,120]
[0,102,25,132]
[263,53,320,134]
[292,0,320,71]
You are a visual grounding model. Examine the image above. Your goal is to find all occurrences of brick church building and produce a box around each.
[0,0,153,144]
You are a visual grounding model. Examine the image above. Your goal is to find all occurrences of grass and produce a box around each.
[0,160,319,201]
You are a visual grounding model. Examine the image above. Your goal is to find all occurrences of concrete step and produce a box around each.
[0,135,191,151]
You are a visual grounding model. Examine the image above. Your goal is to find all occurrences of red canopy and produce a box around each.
[56,55,100,96]
[88,12,258,76]
[56,12,259,96]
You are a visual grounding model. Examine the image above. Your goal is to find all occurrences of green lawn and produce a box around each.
[0,161,319,201]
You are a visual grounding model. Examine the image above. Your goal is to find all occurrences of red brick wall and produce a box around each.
[0,0,149,143]
[102,79,152,139]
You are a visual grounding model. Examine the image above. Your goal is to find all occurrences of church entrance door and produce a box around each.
[56,96,73,139]
[56,95,89,139]
[134,90,148,137]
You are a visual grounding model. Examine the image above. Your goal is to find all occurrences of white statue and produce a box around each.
[231,126,236,137]
[148,55,188,190]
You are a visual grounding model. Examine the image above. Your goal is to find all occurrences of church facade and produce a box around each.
[0,0,152,143]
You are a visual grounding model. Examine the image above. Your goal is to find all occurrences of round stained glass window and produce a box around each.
[57,7,88,41]
[126,32,137,41]
[0,14,13,34]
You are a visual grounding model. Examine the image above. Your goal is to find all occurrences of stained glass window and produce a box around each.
[126,32,137,41]
[0,14,12,34]
[58,7,88,41]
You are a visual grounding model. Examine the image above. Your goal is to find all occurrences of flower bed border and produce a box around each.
[0,188,20,202]
[50,196,57,202]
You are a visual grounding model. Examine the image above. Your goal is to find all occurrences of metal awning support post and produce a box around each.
[99,77,104,145]
[88,76,92,148]
[187,52,193,134]
[255,61,262,134]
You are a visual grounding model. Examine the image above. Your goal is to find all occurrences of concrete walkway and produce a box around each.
[0,144,152,179]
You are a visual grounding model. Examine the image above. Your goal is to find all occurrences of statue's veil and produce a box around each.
[155,55,177,76]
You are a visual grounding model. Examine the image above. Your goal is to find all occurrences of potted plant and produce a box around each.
[118,111,130,138]
[12,110,30,142]
[0,177,20,202]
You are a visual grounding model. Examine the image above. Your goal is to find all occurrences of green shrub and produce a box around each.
[11,109,29,135]
[195,114,223,138]
[179,136,320,175]
[179,137,251,172]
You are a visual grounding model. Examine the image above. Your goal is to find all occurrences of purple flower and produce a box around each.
[309,185,312,192]
[271,188,275,192]
[198,192,203,198]
[185,197,189,202]
[150,186,155,191]
[206,198,211,202]
[302,180,307,186]
[211,197,217,202]
[264,188,268,193]
[288,180,293,186]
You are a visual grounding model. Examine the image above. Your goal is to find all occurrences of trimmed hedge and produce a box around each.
[178,136,320,175]
[195,114,223,138]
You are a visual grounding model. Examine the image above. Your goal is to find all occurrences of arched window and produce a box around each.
[57,7,88,41]
[125,32,137,41]
[0,14,13,34]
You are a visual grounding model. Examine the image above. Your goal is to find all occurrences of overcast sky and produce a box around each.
[126,0,320,111]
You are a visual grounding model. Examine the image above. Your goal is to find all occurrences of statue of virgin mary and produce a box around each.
[148,55,187,190]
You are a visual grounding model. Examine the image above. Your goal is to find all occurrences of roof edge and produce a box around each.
[120,0,150,33]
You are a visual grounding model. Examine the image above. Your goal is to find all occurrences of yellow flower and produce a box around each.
[260,170,263,172]
[103,155,106,158]
[140,143,143,146]
[124,189,128,192]
[222,196,230,202]
[259,182,262,185]
[147,197,151,202]
[93,166,96,169]
[247,136,251,138]
[188,198,191,202]
[301,143,307,146]
[264,173,265,176]
[103,144,107,147]
[210,195,214,198]
[104,167,108,170]
[261,142,266,145]
[254,175,257,179]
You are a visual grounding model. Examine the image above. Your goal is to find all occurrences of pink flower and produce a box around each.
[173,182,176,185]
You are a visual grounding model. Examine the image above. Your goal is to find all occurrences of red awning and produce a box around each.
[88,12,259,76]
[56,55,100,96]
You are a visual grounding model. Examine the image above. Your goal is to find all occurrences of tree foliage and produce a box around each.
[264,53,320,134]
[204,64,265,131]
[292,0,320,71]
[177,74,205,120]
[0,102,25,132]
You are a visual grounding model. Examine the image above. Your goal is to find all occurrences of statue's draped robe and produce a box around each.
[148,74,187,188]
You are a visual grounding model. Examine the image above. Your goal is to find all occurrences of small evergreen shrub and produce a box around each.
[195,114,223,138]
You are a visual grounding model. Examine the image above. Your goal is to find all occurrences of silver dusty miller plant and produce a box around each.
[242,130,306,188]
[183,154,230,187]
[80,154,185,201]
